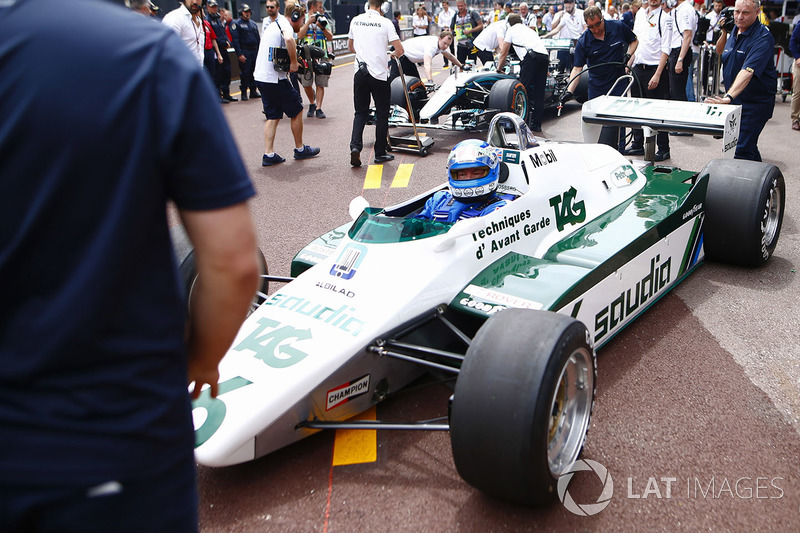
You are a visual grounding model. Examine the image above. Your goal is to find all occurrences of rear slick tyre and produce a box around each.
[450,309,596,506]
[702,159,785,267]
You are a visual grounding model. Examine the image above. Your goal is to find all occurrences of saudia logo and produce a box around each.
[264,293,365,336]
[594,254,671,342]
[549,187,586,232]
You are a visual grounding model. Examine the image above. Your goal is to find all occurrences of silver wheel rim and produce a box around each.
[513,91,526,117]
[547,347,594,478]
[763,183,781,248]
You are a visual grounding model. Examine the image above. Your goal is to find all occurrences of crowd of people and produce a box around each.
[148,0,795,164]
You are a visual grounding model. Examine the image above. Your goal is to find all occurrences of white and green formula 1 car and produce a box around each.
[177,110,784,507]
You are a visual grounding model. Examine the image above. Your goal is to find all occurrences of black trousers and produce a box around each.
[203,49,216,84]
[351,69,390,157]
[389,55,421,81]
[240,48,258,91]
[519,51,549,128]
[668,47,692,101]
[444,39,455,65]
[476,48,494,65]
[215,44,232,95]
[630,63,670,151]
[456,41,478,64]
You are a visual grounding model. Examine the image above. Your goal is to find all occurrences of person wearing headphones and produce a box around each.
[254,1,321,166]
[416,139,512,223]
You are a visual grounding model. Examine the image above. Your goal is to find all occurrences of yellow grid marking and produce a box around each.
[332,406,377,466]
[390,164,414,188]
[364,165,383,189]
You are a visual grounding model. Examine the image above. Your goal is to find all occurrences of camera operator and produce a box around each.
[254,2,321,166]
[299,0,333,119]
[348,0,404,167]
[706,0,777,161]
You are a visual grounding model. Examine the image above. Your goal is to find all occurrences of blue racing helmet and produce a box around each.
[446,139,500,200]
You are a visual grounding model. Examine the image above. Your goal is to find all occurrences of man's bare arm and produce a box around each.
[180,202,260,399]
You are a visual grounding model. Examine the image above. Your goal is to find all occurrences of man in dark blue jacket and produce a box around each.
[707,0,777,161]
[563,6,638,150]
[208,0,236,101]
[231,3,261,100]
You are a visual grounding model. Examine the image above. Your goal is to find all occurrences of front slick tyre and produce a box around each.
[450,309,596,506]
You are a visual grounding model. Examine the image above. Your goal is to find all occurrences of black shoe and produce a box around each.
[223,93,238,102]
[220,97,230,104]
[654,150,670,162]
[529,122,542,133]
[262,153,286,166]
[669,131,693,137]
[622,146,644,156]
[250,89,261,98]
[307,104,317,118]
[350,148,361,167]
[374,154,394,164]
[240,92,248,101]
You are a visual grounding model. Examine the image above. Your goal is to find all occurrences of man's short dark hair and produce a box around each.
[507,13,522,25]
[584,5,602,20]
[394,10,402,17]
[369,0,383,8]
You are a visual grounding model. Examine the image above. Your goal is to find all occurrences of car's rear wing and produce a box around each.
[581,95,742,159]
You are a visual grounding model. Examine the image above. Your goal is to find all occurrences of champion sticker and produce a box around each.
[326,374,370,411]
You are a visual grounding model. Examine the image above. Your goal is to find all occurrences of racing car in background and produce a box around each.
[176,109,784,507]
[389,38,589,130]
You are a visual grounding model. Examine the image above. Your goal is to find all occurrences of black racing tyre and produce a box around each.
[574,70,590,104]
[487,78,528,119]
[169,225,269,314]
[702,159,785,267]
[390,75,425,119]
[450,309,596,506]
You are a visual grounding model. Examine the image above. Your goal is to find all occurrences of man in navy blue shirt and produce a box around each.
[707,0,777,161]
[0,0,260,530]
[231,3,261,100]
[564,5,638,149]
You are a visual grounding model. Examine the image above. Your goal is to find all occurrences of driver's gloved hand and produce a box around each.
[560,91,574,105]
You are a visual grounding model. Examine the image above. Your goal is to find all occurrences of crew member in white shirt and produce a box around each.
[391,31,462,82]
[348,0,404,166]
[496,14,549,132]
[438,1,457,65]
[544,0,586,70]
[473,18,508,64]
[667,0,697,105]
[624,0,673,160]
[162,0,204,65]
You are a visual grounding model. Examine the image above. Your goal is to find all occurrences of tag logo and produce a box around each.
[234,317,311,368]
[549,187,586,231]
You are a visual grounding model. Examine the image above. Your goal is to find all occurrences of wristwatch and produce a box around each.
[724,93,733,101]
